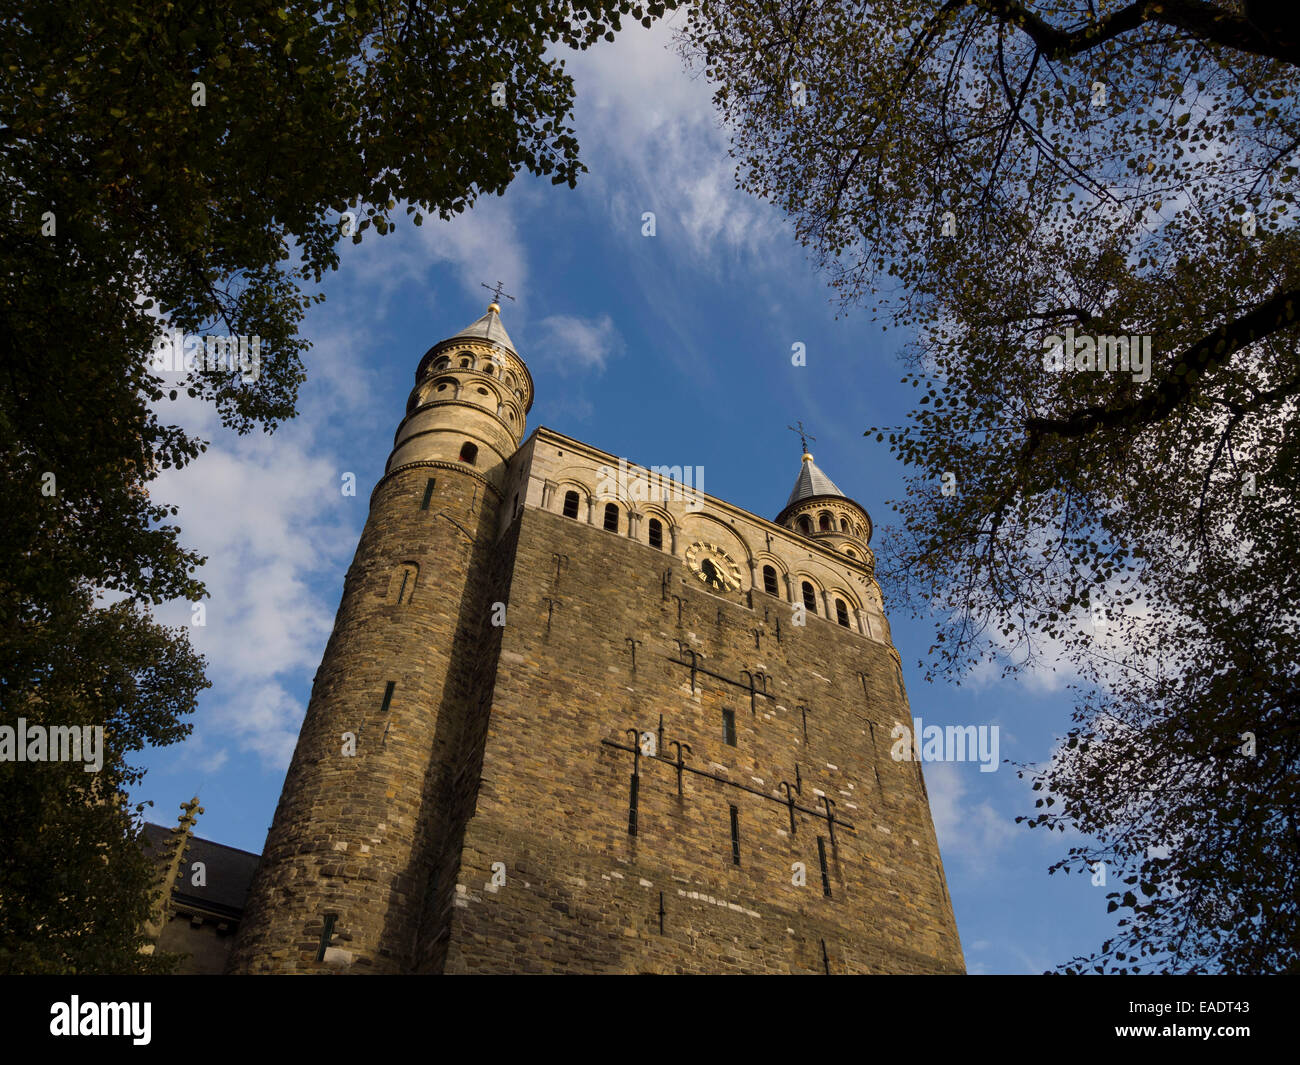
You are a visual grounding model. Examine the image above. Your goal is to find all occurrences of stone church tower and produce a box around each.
[227,304,964,974]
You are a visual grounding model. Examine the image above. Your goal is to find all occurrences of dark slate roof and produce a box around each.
[141,823,261,921]
[784,452,847,507]
[446,304,516,354]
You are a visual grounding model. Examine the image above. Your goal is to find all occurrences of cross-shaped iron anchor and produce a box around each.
[778,779,800,835]
[668,740,692,796]
[819,795,838,847]
[795,703,810,743]
[678,645,702,692]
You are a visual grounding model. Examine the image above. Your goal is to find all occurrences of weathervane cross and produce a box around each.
[787,421,816,454]
[481,280,516,305]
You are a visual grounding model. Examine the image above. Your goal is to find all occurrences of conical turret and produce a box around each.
[388,302,533,493]
[775,448,874,570]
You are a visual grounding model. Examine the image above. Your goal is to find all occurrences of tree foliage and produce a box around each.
[681,0,1299,972]
[2,0,675,615]
[0,0,674,970]
[0,589,207,973]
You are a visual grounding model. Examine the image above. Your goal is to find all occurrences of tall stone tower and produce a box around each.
[229,304,964,974]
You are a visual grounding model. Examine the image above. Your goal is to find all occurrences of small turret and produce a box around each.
[387,303,533,492]
[775,448,874,571]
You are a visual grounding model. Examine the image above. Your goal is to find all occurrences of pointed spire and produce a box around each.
[143,796,204,946]
[447,302,517,354]
[784,451,847,508]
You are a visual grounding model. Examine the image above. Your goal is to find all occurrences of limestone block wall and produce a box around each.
[227,461,505,973]
[230,421,963,974]
[439,498,964,973]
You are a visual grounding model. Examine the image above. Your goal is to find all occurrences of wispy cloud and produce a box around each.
[533,313,624,375]
[340,193,531,318]
[146,322,371,771]
[567,17,784,266]
[926,762,1018,873]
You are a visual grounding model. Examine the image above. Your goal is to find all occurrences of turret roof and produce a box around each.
[447,302,516,354]
[784,452,847,507]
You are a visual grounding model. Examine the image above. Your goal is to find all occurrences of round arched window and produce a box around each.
[802,582,818,613]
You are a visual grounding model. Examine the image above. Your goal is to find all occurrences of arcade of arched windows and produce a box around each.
[545,484,874,637]
[424,349,530,406]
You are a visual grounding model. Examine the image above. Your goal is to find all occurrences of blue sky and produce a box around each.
[131,15,1119,974]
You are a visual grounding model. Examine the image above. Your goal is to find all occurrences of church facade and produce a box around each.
[226,304,964,974]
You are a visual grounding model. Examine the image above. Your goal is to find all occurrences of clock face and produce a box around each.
[685,542,742,592]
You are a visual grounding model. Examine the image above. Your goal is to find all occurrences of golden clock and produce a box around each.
[685,542,742,592]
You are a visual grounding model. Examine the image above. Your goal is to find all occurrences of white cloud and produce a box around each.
[144,324,368,771]
[413,198,530,306]
[566,17,784,265]
[339,191,531,317]
[533,313,624,374]
[926,761,1018,872]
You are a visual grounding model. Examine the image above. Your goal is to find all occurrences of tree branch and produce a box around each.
[971,0,1300,68]
[1025,285,1300,446]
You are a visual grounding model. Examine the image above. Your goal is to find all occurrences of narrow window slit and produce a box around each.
[316,914,337,961]
[627,770,639,836]
[817,836,832,897]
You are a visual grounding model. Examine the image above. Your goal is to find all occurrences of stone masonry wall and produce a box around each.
[438,503,965,973]
[227,462,504,973]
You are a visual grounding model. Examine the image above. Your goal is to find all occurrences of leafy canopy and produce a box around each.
[0,0,674,972]
[681,0,1300,973]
